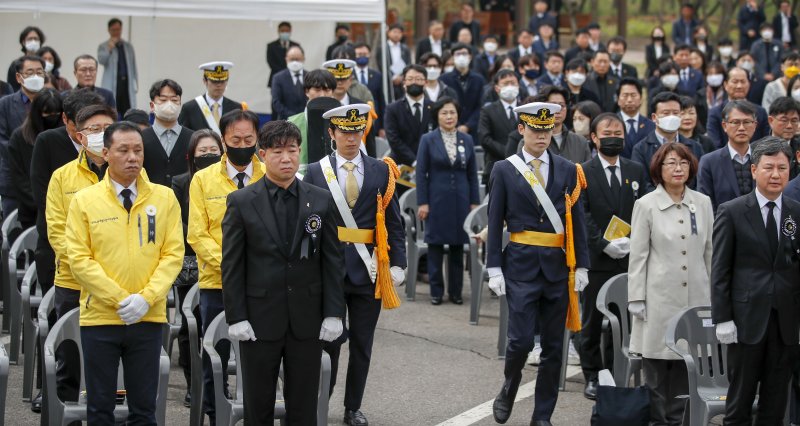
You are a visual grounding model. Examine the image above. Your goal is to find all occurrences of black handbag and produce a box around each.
[590,385,650,426]
[174,255,198,287]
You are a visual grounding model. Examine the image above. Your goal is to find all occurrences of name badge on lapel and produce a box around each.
[457,143,466,168]
[631,181,639,198]
[783,216,798,255]
[688,203,697,235]
[302,214,322,259]
[145,205,156,243]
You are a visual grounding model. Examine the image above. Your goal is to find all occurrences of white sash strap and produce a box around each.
[507,154,565,236]
[194,95,222,136]
[319,156,374,281]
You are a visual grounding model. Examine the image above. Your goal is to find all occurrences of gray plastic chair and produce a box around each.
[181,283,203,426]
[1,209,22,333]
[462,204,488,325]
[374,136,391,158]
[0,340,9,425]
[7,226,37,364]
[162,285,181,356]
[27,286,54,403]
[595,273,642,387]
[398,189,428,301]
[21,262,42,400]
[43,308,170,425]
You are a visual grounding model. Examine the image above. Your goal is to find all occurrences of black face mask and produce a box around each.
[338,35,348,43]
[194,154,221,171]
[525,69,541,80]
[609,52,623,64]
[599,137,625,157]
[406,84,424,97]
[42,114,61,129]
[225,145,255,167]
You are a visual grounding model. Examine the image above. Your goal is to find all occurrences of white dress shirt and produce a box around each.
[111,179,138,207]
[727,143,751,165]
[206,93,223,116]
[521,148,550,187]
[226,160,254,186]
[598,154,622,186]
[783,14,792,44]
[429,36,443,56]
[335,151,364,194]
[425,83,441,102]
[388,41,406,77]
[406,94,425,120]
[518,44,532,57]
[340,93,351,106]
[500,99,517,121]
[70,135,82,152]
[755,188,782,241]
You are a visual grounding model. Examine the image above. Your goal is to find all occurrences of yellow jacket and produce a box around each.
[66,172,184,326]
[46,150,101,291]
[187,154,265,290]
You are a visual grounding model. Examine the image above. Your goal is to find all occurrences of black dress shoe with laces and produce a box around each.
[449,295,463,305]
[183,390,191,407]
[344,409,369,425]
[430,297,442,305]
[492,390,514,424]
[583,379,598,400]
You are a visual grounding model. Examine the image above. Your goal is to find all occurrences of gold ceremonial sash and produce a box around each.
[337,227,375,244]
[509,231,564,248]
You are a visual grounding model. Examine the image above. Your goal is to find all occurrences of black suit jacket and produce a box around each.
[170,171,194,255]
[609,63,639,80]
[583,72,620,113]
[478,101,518,182]
[270,68,307,120]
[581,156,650,272]
[354,67,386,130]
[773,13,799,47]
[384,98,433,165]
[221,178,346,340]
[711,192,800,345]
[645,43,671,77]
[415,37,450,63]
[142,126,193,186]
[177,96,241,132]
[266,39,300,87]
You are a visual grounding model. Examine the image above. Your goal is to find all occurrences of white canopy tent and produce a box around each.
[0,0,387,113]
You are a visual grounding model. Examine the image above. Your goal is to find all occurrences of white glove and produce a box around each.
[117,294,150,325]
[574,267,589,292]
[390,266,405,286]
[716,320,738,345]
[319,317,343,342]
[628,300,646,321]
[369,252,377,283]
[228,320,257,342]
[603,237,630,260]
[488,274,506,296]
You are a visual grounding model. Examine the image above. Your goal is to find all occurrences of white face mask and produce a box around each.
[761,30,774,40]
[84,132,105,156]
[661,74,680,89]
[154,101,180,122]
[499,85,519,101]
[483,42,498,53]
[792,89,800,101]
[706,74,724,87]
[287,60,303,73]
[24,40,40,53]
[567,72,586,86]
[657,115,682,132]
[740,61,754,72]
[572,119,590,136]
[44,61,54,73]
[718,46,733,58]
[22,75,44,93]
[454,54,471,70]
[444,65,455,73]
[426,67,441,80]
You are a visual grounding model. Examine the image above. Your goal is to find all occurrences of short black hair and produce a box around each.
[75,104,117,129]
[565,58,588,73]
[681,2,695,10]
[148,79,183,101]
[14,55,45,72]
[544,50,564,62]
[450,43,471,55]
[516,28,533,38]
[431,96,461,127]
[403,64,427,79]
[751,136,792,165]
[353,42,371,52]
[287,45,305,56]
[575,28,589,37]
[389,23,404,32]
[304,69,336,91]
[73,54,97,70]
[278,21,291,29]
[607,36,627,50]
[782,52,800,63]
[419,52,443,67]
[769,96,800,117]
[63,88,105,122]
[257,120,302,149]
[331,44,355,60]
[35,46,61,71]
[493,68,518,85]
[103,121,143,148]
[591,112,624,135]
[123,109,151,127]
[718,37,733,46]
[724,66,749,83]
[760,22,773,31]
[674,43,693,54]
[482,34,499,42]
[592,49,611,60]
[539,84,569,102]
[108,18,122,28]
[650,91,682,113]
[19,26,45,53]
[219,110,260,138]
[679,95,697,110]
[617,77,643,97]
[335,24,350,33]
[658,61,680,76]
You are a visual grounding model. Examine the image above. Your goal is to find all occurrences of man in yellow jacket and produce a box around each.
[66,121,183,425]
[186,109,265,424]
[46,103,114,411]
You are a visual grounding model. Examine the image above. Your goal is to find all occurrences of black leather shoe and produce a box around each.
[583,380,598,400]
[31,391,42,413]
[449,295,463,305]
[344,409,368,425]
[183,390,191,407]
[492,390,514,424]
[530,420,553,426]
[430,297,442,305]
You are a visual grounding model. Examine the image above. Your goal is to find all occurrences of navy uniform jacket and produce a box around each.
[785,174,800,202]
[697,146,753,211]
[353,67,386,130]
[304,154,407,288]
[440,70,486,135]
[416,129,480,245]
[486,151,590,283]
[706,100,770,148]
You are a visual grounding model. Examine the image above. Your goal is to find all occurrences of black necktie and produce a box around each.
[120,188,133,212]
[766,201,778,258]
[274,188,293,248]
[414,102,422,123]
[508,106,516,125]
[236,172,246,189]
[294,72,302,88]
[765,42,772,73]
[608,166,621,207]
[627,119,637,138]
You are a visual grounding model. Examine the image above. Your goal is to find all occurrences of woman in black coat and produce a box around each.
[169,128,222,405]
[645,26,671,79]
[416,97,480,305]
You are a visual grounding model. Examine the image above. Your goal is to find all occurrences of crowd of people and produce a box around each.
[2,0,800,425]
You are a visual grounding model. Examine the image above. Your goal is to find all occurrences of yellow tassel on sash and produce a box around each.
[362,101,378,145]
[564,164,587,332]
[374,157,401,309]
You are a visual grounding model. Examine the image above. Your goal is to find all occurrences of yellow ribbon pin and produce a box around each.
[324,167,337,183]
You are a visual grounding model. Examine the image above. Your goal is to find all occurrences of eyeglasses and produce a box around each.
[724,120,756,128]
[662,160,690,169]
[76,67,97,74]
[776,117,800,125]
[404,77,426,84]
[19,70,45,78]
[80,124,112,134]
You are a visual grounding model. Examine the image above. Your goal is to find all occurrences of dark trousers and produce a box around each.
[239,332,322,425]
[1,197,16,220]
[427,244,464,299]
[323,290,382,411]
[578,269,620,382]
[34,242,56,391]
[200,289,228,421]
[116,75,130,116]
[175,284,195,388]
[724,310,797,426]
[642,358,688,425]
[791,361,800,424]
[54,287,81,403]
[80,322,163,425]
[502,275,568,421]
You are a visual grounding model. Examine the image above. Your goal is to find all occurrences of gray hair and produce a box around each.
[750,136,793,165]
[722,99,757,122]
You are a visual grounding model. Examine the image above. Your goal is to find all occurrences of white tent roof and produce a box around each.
[0,0,386,22]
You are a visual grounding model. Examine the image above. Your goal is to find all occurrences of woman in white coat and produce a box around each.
[627,142,713,425]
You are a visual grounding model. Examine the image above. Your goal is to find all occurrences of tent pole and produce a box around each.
[381,21,390,104]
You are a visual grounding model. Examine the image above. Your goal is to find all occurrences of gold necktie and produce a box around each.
[343,161,359,208]
[530,159,545,187]
[211,102,220,124]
